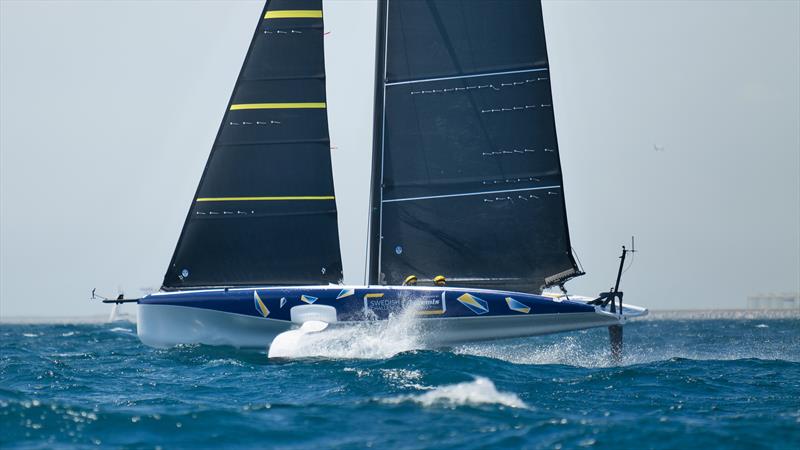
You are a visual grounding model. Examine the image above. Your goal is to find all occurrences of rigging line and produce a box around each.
[383,185,561,203]
[621,249,635,276]
[385,67,549,86]
[571,246,585,274]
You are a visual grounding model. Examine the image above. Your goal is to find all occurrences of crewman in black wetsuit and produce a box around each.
[433,275,446,287]
[403,275,418,286]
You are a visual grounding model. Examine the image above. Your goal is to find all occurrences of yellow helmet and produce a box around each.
[433,275,446,285]
[403,275,418,285]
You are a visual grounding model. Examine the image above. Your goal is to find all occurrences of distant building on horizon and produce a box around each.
[747,293,800,310]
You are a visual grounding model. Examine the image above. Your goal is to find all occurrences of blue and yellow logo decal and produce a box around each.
[300,294,318,304]
[336,288,355,299]
[457,293,489,315]
[505,297,531,314]
[254,291,270,318]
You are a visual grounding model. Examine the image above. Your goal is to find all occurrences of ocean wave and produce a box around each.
[1,321,798,448]
[382,377,527,409]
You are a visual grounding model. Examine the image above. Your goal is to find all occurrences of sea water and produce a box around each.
[1,312,798,449]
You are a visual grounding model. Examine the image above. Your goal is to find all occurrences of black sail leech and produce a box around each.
[162,0,342,289]
[369,0,580,293]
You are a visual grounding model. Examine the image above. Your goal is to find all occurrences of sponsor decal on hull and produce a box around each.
[253,291,270,318]
[336,288,355,299]
[362,292,447,316]
[456,293,490,315]
[505,297,531,314]
[300,295,318,304]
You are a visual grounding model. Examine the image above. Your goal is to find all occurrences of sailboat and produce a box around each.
[106,0,647,354]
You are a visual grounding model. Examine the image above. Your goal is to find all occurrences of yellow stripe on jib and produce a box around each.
[196,196,335,202]
[229,103,326,111]
[264,10,323,19]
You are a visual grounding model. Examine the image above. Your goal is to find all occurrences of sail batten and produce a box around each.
[162,0,342,290]
[196,197,335,202]
[383,186,563,204]
[230,103,327,110]
[264,10,323,20]
[385,67,549,87]
[368,0,579,293]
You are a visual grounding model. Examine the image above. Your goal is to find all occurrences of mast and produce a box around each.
[162,0,343,290]
[366,0,390,286]
[367,0,581,293]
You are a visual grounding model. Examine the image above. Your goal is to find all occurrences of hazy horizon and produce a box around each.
[1,0,798,317]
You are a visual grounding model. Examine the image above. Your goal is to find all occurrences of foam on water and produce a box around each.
[455,335,616,368]
[454,321,799,367]
[206,358,245,367]
[379,368,431,390]
[384,377,528,409]
[109,327,133,333]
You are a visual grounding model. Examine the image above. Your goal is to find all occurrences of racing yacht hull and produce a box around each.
[137,285,647,349]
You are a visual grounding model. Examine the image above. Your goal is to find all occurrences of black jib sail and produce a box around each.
[162,0,342,289]
[368,0,581,293]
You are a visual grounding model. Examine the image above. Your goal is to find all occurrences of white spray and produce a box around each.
[268,301,426,359]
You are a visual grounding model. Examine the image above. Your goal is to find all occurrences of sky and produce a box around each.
[1,0,798,317]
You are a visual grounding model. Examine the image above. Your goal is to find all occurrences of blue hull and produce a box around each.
[135,286,642,348]
[140,285,596,321]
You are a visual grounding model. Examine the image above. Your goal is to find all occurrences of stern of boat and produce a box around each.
[137,300,292,349]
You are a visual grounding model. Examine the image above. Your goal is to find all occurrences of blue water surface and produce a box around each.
[1,313,798,449]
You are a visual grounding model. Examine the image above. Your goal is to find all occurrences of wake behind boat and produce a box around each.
[101,0,647,356]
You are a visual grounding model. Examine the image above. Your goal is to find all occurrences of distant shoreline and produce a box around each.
[1,309,797,324]
[641,309,799,320]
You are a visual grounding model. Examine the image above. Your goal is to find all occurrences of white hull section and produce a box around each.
[138,303,627,350]
[137,304,292,349]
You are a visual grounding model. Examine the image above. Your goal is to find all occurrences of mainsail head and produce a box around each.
[368,0,581,293]
[162,0,342,289]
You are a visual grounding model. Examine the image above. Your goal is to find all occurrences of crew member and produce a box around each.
[433,275,446,286]
[403,275,418,286]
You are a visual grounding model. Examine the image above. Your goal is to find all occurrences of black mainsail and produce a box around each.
[163,0,342,289]
[368,0,581,293]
